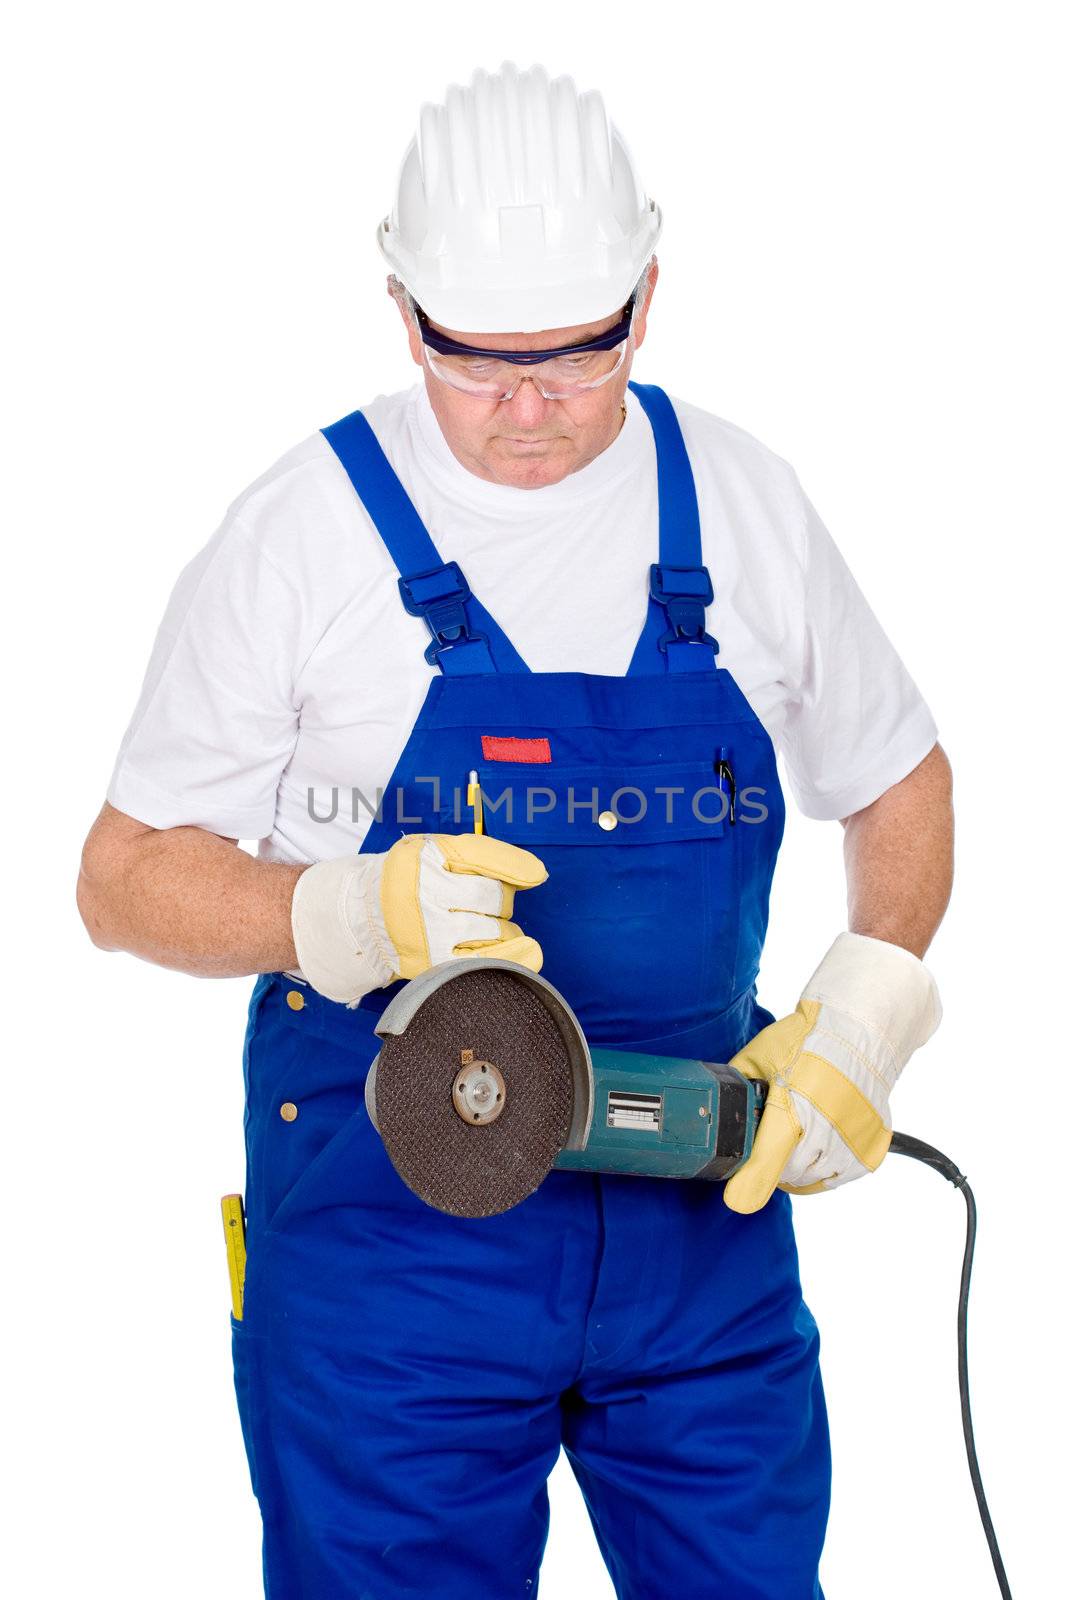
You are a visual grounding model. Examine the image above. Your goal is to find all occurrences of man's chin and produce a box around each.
[490,438,572,488]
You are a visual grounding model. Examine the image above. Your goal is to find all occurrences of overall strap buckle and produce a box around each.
[398,561,488,666]
[649,563,719,654]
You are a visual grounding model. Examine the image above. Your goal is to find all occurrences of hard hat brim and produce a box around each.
[378,209,662,337]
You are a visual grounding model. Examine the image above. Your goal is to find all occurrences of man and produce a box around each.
[78,62,952,1600]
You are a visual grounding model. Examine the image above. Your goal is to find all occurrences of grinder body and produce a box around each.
[367,957,766,1218]
[555,1047,765,1181]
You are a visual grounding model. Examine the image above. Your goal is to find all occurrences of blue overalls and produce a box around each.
[231,385,831,1599]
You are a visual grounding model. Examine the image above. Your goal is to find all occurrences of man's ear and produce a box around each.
[388,277,423,367]
[632,257,659,351]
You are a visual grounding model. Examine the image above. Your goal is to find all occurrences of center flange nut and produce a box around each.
[452,1056,507,1125]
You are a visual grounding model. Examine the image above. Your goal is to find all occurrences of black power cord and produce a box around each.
[889,1133,1013,1598]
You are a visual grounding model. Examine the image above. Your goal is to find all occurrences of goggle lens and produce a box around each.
[423,340,629,399]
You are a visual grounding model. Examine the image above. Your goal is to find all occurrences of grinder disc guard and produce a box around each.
[369,961,591,1218]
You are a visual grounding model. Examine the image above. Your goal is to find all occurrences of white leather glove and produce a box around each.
[291,832,548,1005]
[723,932,942,1213]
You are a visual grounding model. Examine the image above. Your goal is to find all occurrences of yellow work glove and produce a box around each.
[723,932,942,1214]
[291,832,547,1005]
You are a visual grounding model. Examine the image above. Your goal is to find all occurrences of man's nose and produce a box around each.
[505,376,555,427]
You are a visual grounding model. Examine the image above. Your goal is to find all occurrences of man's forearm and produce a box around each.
[841,743,954,959]
[77,803,305,978]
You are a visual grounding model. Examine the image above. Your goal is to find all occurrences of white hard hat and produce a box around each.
[377,62,662,334]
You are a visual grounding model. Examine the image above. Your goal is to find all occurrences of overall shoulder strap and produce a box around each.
[625,382,719,675]
[322,409,529,676]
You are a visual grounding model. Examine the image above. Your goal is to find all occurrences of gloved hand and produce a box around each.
[723,932,942,1214]
[291,832,548,1005]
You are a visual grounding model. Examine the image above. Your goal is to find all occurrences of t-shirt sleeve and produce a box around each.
[106,515,301,840]
[778,491,938,821]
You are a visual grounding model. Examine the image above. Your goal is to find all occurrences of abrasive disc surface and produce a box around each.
[374,967,575,1217]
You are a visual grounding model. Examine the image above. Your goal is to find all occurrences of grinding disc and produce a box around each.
[372,965,578,1218]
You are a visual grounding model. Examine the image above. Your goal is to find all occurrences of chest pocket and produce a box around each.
[434,761,729,846]
[429,761,739,1046]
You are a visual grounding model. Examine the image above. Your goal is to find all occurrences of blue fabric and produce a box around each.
[323,409,530,675]
[625,382,720,675]
[235,978,828,1600]
[232,388,830,1597]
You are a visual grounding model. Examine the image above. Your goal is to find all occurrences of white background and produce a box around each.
[4,2,1063,1596]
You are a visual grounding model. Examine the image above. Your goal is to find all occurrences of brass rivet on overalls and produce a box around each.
[286,990,305,1011]
[597,810,619,831]
[280,1102,298,1122]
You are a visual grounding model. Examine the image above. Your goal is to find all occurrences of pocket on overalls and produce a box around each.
[246,985,413,1236]
[435,761,737,1041]
[229,1311,263,1502]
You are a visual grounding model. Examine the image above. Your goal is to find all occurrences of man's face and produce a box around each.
[395,263,658,489]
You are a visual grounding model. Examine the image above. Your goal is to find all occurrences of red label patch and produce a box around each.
[481,735,552,764]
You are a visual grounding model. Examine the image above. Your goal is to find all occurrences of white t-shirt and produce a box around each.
[107,383,937,863]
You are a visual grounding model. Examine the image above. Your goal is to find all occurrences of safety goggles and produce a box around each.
[416,301,634,400]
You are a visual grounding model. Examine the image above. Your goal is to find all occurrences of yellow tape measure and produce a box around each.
[220,1194,247,1320]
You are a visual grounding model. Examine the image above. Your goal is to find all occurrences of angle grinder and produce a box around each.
[365,956,769,1219]
[365,955,1014,1598]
